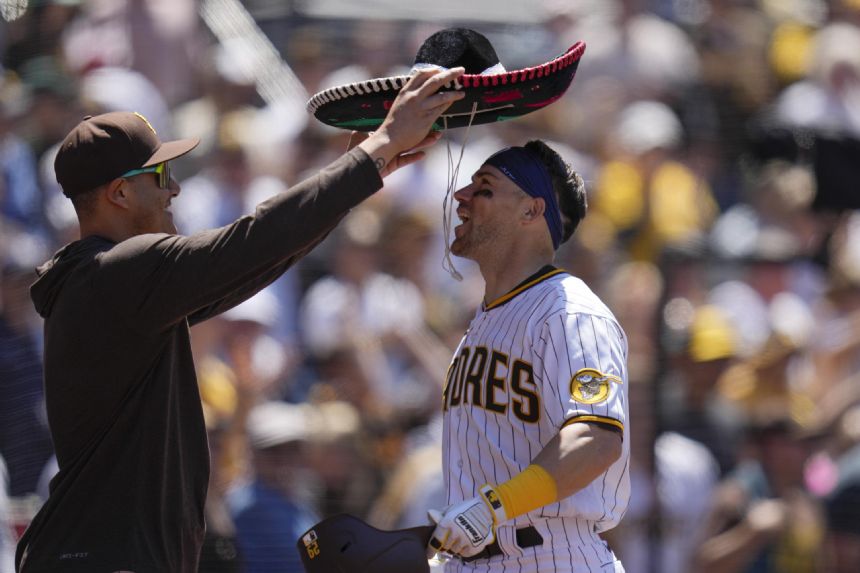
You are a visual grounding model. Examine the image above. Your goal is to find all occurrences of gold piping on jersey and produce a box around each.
[569,368,622,404]
[562,414,624,432]
[484,267,567,311]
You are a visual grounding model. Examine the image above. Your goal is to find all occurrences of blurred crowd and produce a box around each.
[3,0,860,572]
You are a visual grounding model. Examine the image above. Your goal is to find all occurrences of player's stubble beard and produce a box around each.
[132,208,177,236]
[450,219,501,261]
[129,187,178,235]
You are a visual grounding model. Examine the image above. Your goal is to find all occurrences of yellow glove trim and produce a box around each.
[495,464,558,520]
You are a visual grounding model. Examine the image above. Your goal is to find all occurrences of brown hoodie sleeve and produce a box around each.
[97,147,383,332]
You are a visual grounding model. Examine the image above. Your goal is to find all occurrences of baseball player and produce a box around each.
[428,141,630,572]
[16,67,465,573]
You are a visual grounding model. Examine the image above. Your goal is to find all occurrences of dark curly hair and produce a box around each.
[524,140,587,245]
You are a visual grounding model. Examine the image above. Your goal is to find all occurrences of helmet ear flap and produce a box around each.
[298,514,435,573]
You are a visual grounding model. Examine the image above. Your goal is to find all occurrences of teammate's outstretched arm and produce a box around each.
[428,423,621,558]
[359,67,465,178]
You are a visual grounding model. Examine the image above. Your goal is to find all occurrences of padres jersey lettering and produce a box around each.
[442,267,631,572]
[445,347,541,420]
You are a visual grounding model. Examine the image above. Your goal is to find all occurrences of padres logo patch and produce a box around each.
[483,488,502,511]
[570,368,622,404]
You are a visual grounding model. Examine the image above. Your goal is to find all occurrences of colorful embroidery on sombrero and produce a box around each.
[482,90,523,104]
[334,118,386,128]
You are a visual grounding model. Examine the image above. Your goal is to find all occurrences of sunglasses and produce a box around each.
[120,161,171,189]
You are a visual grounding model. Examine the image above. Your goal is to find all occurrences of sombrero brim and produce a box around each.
[307,42,586,132]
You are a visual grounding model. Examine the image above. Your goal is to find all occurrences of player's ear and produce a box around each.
[105,178,132,210]
[522,197,545,223]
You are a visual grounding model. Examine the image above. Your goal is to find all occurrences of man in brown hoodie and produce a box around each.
[17,67,465,573]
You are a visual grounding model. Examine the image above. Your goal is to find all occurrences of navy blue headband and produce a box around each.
[484,146,563,249]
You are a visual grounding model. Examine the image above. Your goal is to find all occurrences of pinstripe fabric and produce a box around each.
[441,270,630,572]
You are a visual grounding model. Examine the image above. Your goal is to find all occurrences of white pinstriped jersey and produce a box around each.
[441,267,631,547]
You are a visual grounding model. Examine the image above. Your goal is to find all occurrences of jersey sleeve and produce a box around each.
[532,312,628,433]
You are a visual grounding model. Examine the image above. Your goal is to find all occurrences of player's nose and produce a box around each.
[453,184,472,202]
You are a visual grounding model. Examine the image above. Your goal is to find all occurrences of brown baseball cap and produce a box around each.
[54,111,200,197]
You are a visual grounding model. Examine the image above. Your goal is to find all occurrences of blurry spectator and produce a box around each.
[803,376,860,571]
[174,113,289,235]
[809,211,860,388]
[608,430,720,573]
[192,290,298,488]
[190,308,253,573]
[304,340,391,421]
[775,22,860,137]
[126,0,200,107]
[651,433,720,573]
[195,292,301,572]
[606,354,721,573]
[716,290,817,427]
[303,400,378,519]
[300,208,441,420]
[602,261,663,380]
[200,418,242,573]
[0,80,47,237]
[822,482,860,573]
[709,161,817,262]
[708,279,773,359]
[78,66,173,138]
[172,41,271,165]
[604,262,722,572]
[0,456,14,573]
[592,100,718,261]
[15,55,78,161]
[228,401,318,573]
[378,210,446,317]
[220,290,295,401]
[0,247,53,497]
[830,404,860,489]
[693,411,824,573]
[2,0,80,72]
[59,0,199,107]
[545,2,701,149]
[366,414,446,530]
[695,0,777,114]
[666,304,743,475]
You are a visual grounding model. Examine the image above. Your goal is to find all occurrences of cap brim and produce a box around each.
[144,137,200,166]
[307,42,585,132]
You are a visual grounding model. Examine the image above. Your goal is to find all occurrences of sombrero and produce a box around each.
[307,28,586,132]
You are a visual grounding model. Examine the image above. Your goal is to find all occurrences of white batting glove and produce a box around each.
[428,484,507,558]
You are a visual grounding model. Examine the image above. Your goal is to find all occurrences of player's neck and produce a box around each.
[78,211,137,243]
[479,249,554,306]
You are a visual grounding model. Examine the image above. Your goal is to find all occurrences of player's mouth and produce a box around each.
[454,210,470,237]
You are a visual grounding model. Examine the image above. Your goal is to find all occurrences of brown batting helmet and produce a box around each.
[297,514,435,573]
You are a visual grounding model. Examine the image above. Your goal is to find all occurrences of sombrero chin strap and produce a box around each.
[441,102,479,281]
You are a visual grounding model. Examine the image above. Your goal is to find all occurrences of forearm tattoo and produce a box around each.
[374,157,386,171]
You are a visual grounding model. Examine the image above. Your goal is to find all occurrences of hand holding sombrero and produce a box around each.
[357,66,465,177]
[308,28,586,132]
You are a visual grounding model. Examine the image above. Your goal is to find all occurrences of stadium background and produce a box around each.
[2,0,860,571]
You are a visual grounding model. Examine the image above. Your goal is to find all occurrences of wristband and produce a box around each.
[495,464,558,520]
